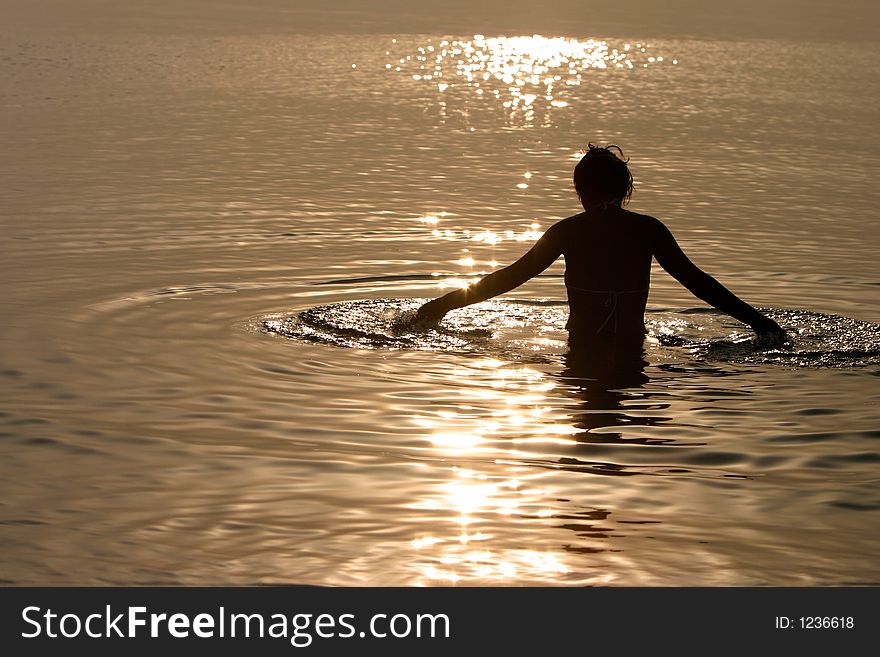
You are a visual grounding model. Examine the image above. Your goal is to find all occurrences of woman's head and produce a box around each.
[573,143,633,208]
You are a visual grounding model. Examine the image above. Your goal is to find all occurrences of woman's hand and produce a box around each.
[391,298,450,334]
[414,297,450,325]
[750,315,787,346]
[407,224,565,331]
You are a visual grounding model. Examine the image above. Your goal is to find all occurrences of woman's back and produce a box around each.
[414,143,784,349]
[556,206,655,342]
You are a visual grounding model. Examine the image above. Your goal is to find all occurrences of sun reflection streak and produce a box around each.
[405,359,593,583]
[409,466,574,584]
[387,34,674,121]
[412,209,548,285]
[414,359,579,465]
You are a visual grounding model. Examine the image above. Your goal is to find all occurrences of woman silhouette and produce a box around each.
[415,144,785,356]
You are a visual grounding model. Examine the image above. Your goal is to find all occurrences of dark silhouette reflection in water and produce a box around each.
[555,508,618,555]
[552,342,668,555]
[559,339,674,447]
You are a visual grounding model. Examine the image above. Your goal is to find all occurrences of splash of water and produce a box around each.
[261,299,880,368]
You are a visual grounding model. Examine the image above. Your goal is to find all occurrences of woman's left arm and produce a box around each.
[415,223,565,323]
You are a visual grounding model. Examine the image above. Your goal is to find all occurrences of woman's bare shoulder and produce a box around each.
[621,207,661,223]
[555,211,589,226]
[620,208,669,235]
[542,212,587,237]
[550,209,669,237]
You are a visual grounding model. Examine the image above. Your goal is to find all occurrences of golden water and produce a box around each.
[1,28,879,584]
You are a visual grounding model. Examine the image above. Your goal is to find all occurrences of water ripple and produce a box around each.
[263,298,880,368]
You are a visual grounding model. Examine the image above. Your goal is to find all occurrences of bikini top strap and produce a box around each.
[565,286,648,295]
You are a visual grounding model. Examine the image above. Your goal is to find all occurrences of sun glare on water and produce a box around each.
[386,34,673,119]
[402,360,600,584]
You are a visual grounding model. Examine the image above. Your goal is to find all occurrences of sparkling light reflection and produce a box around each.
[413,213,546,287]
[411,466,575,584]
[387,34,674,119]
[406,359,597,584]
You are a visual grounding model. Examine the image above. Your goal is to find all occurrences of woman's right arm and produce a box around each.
[651,218,784,336]
[415,221,566,323]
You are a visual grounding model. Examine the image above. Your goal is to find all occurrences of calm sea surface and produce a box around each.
[1,28,879,585]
